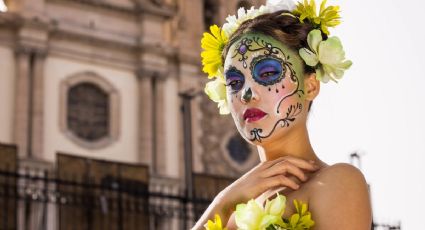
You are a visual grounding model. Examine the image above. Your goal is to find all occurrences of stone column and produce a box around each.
[154,75,167,175]
[136,70,154,168]
[163,64,180,178]
[13,47,31,158]
[30,50,46,159]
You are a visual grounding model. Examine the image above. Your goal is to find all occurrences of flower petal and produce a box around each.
[218,100,230,115]
[307,29,322,54]
[259,215,278,229]
[200,24,228,77]
[204,78,226,103]
[235,200,266,229]
[299,48,319,67]
[318,36,345,65]
[265,194,286,216]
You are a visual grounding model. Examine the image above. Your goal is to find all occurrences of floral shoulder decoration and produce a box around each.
[204,193,314,230]
[200,0,352,115]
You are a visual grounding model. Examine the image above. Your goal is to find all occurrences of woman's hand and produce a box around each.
[219,156,320,212]
[191,156,320,230]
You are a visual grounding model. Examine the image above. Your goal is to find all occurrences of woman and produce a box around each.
[194,1,372,229]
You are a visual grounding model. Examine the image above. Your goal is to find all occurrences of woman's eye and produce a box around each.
[227,79,244,91]
[251,57,284,86]
[225,67,245,93]
[260,71,278,79]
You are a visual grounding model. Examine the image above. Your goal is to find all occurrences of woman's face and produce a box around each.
[224,33,308,145]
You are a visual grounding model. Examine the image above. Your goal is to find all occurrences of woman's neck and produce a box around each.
[256,125,321,163]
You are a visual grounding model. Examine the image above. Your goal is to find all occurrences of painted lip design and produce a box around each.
[243,108,267,123]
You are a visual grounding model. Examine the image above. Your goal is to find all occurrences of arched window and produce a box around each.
[60,72,120,149]
[67,83,109,141]
[221,132,258,172]
[226,134,251,164]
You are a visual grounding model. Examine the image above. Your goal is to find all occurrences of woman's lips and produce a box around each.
[243,108,267,123]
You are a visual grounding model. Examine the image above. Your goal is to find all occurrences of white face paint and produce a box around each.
[224,33,308,145]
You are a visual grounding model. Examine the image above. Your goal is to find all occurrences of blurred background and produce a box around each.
[0,0,422,229]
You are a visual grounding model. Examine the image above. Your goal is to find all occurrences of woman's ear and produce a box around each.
[304,73,320,101]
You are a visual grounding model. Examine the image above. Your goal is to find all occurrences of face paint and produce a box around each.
[250,55,285,86]
[224,33,306,145]
[225,66,245,94]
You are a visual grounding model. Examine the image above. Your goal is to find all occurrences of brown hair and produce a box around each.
[222,10,325,75]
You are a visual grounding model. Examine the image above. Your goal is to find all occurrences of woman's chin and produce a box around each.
[240,131,275,146]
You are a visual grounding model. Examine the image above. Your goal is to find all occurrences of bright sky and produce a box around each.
[308,0,425,229]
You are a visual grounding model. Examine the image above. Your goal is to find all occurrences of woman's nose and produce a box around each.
[241,87,259,104]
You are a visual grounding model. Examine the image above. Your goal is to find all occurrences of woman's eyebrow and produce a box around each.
[225,66,244,78]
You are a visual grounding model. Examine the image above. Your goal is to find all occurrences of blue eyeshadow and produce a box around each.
[250,56,285,86]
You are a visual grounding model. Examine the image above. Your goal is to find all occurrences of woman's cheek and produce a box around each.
[272,82,299,115]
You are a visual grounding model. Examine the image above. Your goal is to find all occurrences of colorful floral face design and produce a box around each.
[224,33,306,145]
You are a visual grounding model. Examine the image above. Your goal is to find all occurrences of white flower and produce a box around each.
[222,0,296,38]
[266,0,296,13]
[299,29,353,83]
[235,194,288,230]
[257,5,270,15]
[204,72,230,115]
[222,15,238,38]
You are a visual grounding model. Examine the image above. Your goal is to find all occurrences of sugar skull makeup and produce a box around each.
[224,33,306,145]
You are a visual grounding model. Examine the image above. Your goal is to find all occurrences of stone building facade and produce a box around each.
[0,0,267,194]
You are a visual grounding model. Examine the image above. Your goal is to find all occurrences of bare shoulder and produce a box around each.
[313,163,367,185]
[307,163,372,230]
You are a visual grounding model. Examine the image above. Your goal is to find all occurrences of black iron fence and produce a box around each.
[0,144,228,230]
[0,168,404,230]
[0,166,222,230]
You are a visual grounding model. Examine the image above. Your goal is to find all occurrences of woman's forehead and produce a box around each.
[224,33,304,74]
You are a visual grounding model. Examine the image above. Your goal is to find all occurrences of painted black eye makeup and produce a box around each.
[225,66,245,93]
[250,55,285,86]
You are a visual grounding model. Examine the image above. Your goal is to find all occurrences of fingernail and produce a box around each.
[309,160,315,164]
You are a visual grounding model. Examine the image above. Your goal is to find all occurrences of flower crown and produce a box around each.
[201,0,352,115]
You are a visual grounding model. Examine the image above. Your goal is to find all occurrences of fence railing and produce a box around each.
[372,222,402,230]
[0,167,218,230]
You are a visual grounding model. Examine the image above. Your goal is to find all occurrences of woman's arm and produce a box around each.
[310,163,372,229]
[191,190,234,230]
[191,156,320,230]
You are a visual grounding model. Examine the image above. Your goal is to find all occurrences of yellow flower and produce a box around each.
[235,194,288,230]
[204,214,228,230]
[265,194,286,216]
[281,200,315,230]
[201,25,229,78]
[264,193,287,226]
[235,199,272,230]
[293,0,341,35]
